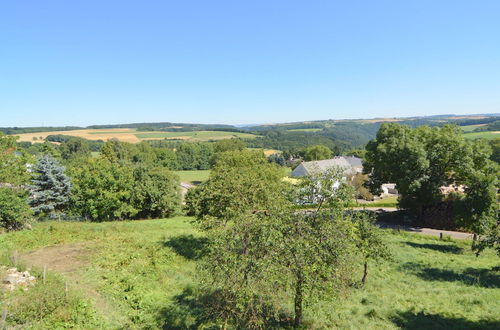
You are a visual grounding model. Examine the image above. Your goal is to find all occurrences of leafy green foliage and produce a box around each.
[0,133,31,186]
[131,165,181,219]
[353,213,392,283]
[186,150,289,225]
[301,144,333,161]
[194,165,358,328]
[59,137,91,161]
[69,158,137,221]
[0,188,32,231]
[28,155,72,218]
[364,124,498,229]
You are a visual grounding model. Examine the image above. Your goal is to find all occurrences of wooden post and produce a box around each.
[12,250,18,267]
[43,265,47,284]
[439,232,443,240]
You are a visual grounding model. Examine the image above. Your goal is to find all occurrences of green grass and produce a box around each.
[354,196,399,208]
[0,218,498,329]
[134,130,257,141]
[87,131,135,134]
[463,131,499,140]
[174,170,211,184]
[287,128,323,132]
[460,124,486,132]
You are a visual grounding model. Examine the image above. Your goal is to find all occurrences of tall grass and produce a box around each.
[0,217,498,329]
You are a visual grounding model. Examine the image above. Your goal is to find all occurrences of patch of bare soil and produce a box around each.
[20,243,126,325]
[22,242,93,275]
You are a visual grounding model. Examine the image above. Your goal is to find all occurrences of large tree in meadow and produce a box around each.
[364,123,498,232]
[190,154,359,328]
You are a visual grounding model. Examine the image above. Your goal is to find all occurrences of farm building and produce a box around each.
[291,156,360,177]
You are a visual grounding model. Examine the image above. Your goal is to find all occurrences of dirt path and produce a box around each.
[21,242,126,326]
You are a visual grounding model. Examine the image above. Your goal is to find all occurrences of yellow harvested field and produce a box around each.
[13,129,258,144]
[14,128,141,143]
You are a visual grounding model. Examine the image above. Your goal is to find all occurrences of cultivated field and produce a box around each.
[13,129,257,143]
[0,217,498,329]
[461,124,487,132]
[463,131,499,140]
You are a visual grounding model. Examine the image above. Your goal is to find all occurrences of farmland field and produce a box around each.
[463,131,499,140]
[134,130,257,141]
[460,124,487,132]
[287,128,323,132]
[174,170,211,184]
[12,129,258,143]
[1,217,498,329]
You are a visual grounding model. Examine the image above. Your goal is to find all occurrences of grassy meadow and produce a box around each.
[134,130,257,141]
[0,217,498,329]
[463,131,499,140]
[174,170,211,184]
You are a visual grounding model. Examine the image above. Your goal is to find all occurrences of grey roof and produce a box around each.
[291,157,355,177]
[344,156,363,168]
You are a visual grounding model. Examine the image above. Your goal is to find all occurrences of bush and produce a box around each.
[0,188,32,231]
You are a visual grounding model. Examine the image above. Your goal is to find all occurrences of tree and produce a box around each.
[301,144,332,161]
[268,153,285,166]
[353,213,391,284]
[131,165,181,219]
[28,155,72,218]
[101,139,134,163]
[60,137,91,161]
[0,187,32,231]
[185,150,289,226]
[69,158,137,221]
[197,166,357,328]
[490,138,500,164]
[364,124,496,226]
[0,133,31,186]
[213,138,246,153]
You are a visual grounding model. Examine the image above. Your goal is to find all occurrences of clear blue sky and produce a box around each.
[1,0,499,126]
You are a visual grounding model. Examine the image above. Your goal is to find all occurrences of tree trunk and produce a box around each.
[361,261,368,284]
[294,273,303,328]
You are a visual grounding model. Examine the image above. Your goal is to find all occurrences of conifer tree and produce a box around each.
[29,155,72,217]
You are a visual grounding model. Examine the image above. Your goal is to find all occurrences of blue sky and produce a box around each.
[1,0,499,126]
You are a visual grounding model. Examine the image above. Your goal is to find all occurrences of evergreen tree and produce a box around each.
[28,155,72,217]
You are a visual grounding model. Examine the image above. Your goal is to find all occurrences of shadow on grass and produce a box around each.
[403,262,499,288]
[160,287,213,330]
[405,242,463,254]
[391,311,500,330]
[160,287,297,330]
[163,235,209,260]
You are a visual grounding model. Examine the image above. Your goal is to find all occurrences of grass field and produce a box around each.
[0,217,498,329]
[460,124,487,132]
[287,128,323,132]
[134,130,257,141]
[354,196,399,208]
[463,131,499,140]
[174,170,211,184]
[13,129,258,144]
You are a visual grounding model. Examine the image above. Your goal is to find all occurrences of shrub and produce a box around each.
[0,188,32,231]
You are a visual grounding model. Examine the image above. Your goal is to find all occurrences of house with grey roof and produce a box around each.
[291,156,358,177]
